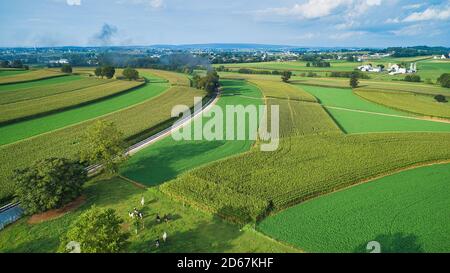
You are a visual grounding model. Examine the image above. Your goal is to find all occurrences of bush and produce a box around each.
[59,206,128,253]
[122,67,139,80]
[404,75,421,82]
[61,64,73,74]
[434,95,448,103]
[13,158,87,215]
[437,73,450,88]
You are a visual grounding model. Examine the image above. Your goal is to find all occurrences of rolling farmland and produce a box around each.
[162,133,450,224]
[0,75,113,105]
[0,74,167,145]
[354,89,450,119]
[0,79,144,124]
[297,85,450,133]
[121,79,263,185]
[0,175,298,253]
[0,69,66,84]
[0,70,206,202]
[258,163,450,253]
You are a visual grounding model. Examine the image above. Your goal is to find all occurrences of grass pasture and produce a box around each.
[0,176,298,253]
[162,132,450,224]
[355,89,450,119]
[258,163,450,253]
[0,69,66,85]
[121,79,263,186]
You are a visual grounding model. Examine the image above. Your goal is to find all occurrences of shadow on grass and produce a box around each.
[121,140,227,186]
[354,232,424,253]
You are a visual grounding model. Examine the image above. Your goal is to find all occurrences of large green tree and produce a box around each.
[122,67,139,80]
[349,72,359,88]
[80,121,126,174]
[58,206,128,253]
[94,67,103,78]
[281,71,292,83]
[13,158,87,215]
[61,64,73,74]
[192,70,220,94]
[102,66,116,79]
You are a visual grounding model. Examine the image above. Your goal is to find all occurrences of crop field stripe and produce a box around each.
[0,77,115,105]
[0,80,145,125]
[0,70,67,85]
[0,74,170,146]
[324,106,450,124]
[257,163,450,253]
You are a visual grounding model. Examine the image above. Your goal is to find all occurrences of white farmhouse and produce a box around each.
[388,63,417,75]
[358,64,383,73]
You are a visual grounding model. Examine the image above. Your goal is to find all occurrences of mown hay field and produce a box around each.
[258,163,450,253]
[161,133,450,224]
[355,89,450,119]
[0,79,144,124]
[0,69,66,84]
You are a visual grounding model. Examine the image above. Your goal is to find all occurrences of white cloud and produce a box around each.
[403,3,423,10]
[253,0,383,20]
[385,17,400,24]
[66,0,81,6]
[403,6,450,22]
[116,0,164,9]
[330,30,366,40]
[149,0,163,8]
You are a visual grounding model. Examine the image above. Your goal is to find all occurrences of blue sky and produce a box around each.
[0,0,449,47]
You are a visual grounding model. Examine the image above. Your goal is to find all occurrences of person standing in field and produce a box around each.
[163,232,167,243]
[141,196,145,207]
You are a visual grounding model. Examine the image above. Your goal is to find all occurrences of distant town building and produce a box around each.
[48,58,69,65]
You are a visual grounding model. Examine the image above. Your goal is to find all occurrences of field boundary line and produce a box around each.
[324,105,450,124]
